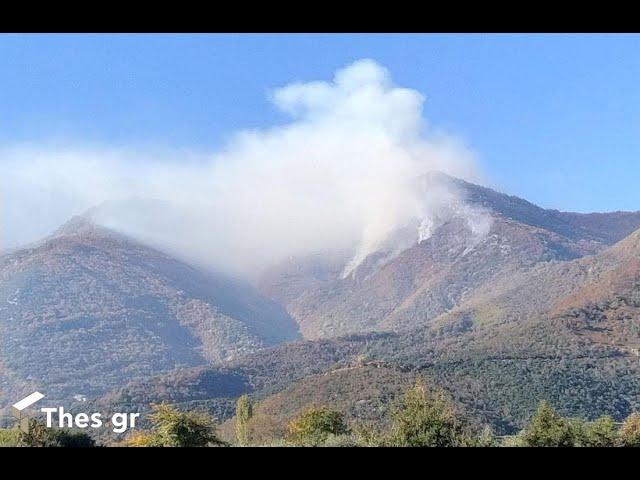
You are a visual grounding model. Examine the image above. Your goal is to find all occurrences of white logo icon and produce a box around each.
[11,391,45,432]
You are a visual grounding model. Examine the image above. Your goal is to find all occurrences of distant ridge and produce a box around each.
[442,173,640,244]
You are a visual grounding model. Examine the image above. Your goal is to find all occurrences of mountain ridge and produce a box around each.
[257,176,640,339]
[3,174,640,434]
[0,217,299,407]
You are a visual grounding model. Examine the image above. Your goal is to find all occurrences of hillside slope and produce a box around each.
[0,217,298,406]
[258,175,640,339]
[104,227,640,434]
[435,227,640,352]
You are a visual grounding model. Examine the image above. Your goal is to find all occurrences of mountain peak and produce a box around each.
[51,215,98,236]
[48,214,130,244]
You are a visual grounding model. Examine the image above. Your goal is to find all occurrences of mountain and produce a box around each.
[100,227,640,433]
[98,176,636,435]
[0,216,298,406]
[3,175,640,436]
[435,225,640,354]
[256,174,640,339]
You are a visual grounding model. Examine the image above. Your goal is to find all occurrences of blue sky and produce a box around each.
[1,33,639,213]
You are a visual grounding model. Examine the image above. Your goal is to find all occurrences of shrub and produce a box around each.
[322,433,360,447]
[19,420,96,447]
[126,404,224,447]
[286,407,349,446]
[520,401,576,447]
[352,422,387,447]
[619,412,640,447]
[580,416,617,447]
[0,428,21,447]
[474,426,499,447]
[388,380,469,447]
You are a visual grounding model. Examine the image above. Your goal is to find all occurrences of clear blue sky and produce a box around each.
[1,33,639,213]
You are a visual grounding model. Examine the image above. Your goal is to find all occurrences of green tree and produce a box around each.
[619,412,640,447]
[287,406,349,446]
[235,394,253,446]
[139,404,224,447]
[474,425,499,447]
[581,416,617,447]
[19,419,95,447]
[520,401,576,447]
[52,430,97,447]
[388,380,468,447]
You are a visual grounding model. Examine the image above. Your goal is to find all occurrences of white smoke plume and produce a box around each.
[0,59,487,276]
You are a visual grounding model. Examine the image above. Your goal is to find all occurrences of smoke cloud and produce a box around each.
[0,59,486,276]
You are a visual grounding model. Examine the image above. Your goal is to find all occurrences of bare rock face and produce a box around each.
[0,216,299,406]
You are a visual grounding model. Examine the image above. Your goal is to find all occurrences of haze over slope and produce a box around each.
[258,175,640,339]
[0,216,298,406]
